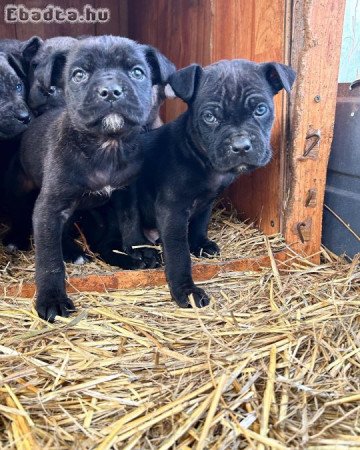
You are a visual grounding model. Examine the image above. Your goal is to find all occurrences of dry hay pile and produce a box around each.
[0,249,359,449]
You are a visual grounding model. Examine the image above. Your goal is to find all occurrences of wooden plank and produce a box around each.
[1,251,289,299]
[284,0,346,260]
[95,0,128,36]
[211,0,287,235]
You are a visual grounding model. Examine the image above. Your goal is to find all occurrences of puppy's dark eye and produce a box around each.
[130,67,145,80]
[31,61,38,70]
[15,83,23,93]
[203,111,218,124]
[72,69,88,83]
[254,104,268,116]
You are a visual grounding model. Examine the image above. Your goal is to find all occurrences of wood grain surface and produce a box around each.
[284,0,346,260]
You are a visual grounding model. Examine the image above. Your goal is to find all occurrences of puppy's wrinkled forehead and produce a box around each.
[67,36,148,74]
[199,60,272,104]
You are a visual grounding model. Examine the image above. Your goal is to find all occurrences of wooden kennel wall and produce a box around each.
[0,0,345,295]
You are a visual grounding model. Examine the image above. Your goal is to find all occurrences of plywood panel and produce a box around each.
[128,0,212,121]
[211,0,287,235]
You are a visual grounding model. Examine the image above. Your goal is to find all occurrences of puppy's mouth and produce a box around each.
[101,113,125,133]
[86,113,126,134]
[235,163,252,174]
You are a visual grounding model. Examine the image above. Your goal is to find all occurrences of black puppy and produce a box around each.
[116,59,295,308]
[4,36,175,266]
[0,37,41,140]
[5,36,174,321]
[64,83,173,267]
[0,37,41,214]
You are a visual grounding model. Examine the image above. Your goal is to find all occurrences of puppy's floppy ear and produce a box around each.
[262,62,296,94]
[0,53,24,79]
[41,51,68,90]
[7,54,27,80]
[21,36,43,63]
[144,46,176,85]
[168,64,203,103]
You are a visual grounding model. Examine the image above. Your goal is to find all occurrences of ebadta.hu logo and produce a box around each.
[4,4,110,23]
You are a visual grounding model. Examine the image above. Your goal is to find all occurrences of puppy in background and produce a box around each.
[115,59,295,308]
[27,36,77,115]
[4,35,175,321]
[0,37,41,212]
[0,37,41,140]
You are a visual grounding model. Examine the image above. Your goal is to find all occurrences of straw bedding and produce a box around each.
[0,208,285,286]
[0,213,359,449]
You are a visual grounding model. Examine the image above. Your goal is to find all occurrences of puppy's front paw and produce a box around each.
[36,292,75,322]
[129,246,163,269]
[172,285,210,308]
[191,239,220,258]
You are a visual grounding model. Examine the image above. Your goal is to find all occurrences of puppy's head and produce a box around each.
[27,36,76,115]
[0,54,31,140]
[169,60,296,173]
[0,36,41,139]
[61,36,174,136]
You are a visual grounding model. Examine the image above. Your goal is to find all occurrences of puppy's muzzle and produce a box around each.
[14,110,31,125]
[97,82,125,103]
[229,136,252,157]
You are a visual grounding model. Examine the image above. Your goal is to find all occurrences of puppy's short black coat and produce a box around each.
[5,35,175,321]
[116,59,295,308]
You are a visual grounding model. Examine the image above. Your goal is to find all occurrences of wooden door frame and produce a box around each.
[282,0,346,261]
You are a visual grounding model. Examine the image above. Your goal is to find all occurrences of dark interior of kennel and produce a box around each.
[0,0,345,295]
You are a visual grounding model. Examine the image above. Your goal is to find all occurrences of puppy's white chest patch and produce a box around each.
[89,185,114,197]
[97,185,113,196]
[100,139,119,151]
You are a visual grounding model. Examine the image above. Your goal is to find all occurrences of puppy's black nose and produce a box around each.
[97,84,124,102]
[15,111,31,124]
[231,136,252,155]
